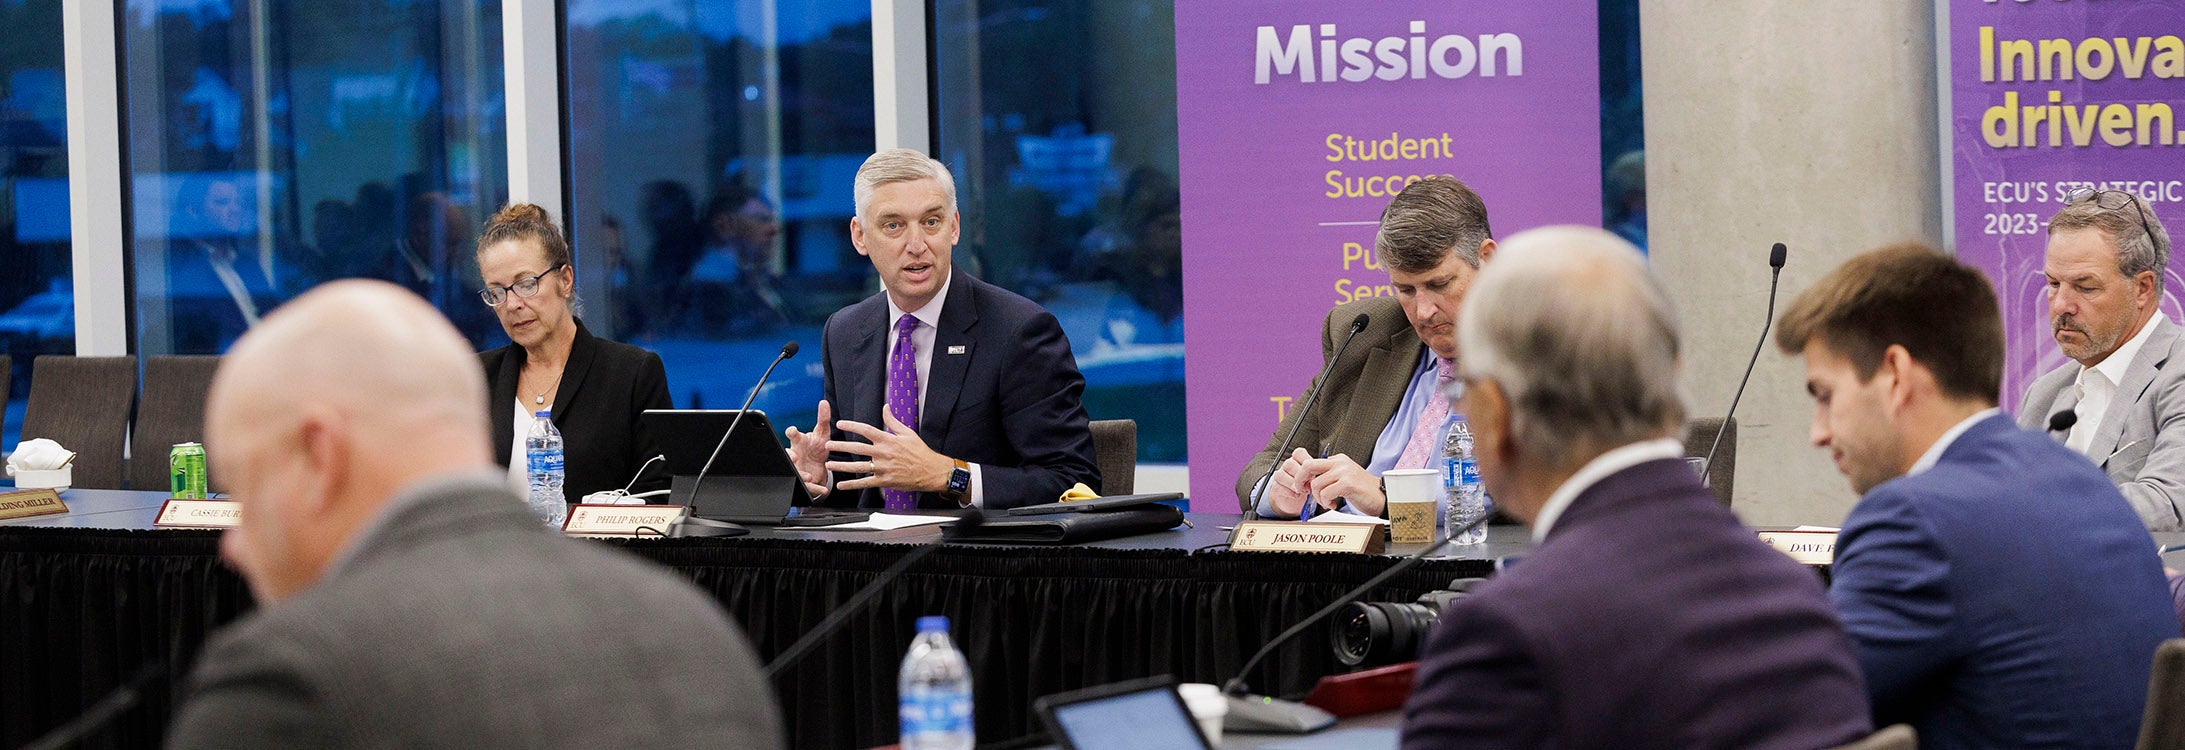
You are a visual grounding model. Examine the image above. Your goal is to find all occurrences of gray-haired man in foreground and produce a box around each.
[166,280,782,749]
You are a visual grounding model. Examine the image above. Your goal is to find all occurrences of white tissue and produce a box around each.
[6,439,74,475]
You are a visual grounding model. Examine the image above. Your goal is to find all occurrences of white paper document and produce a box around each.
[817,513,960,531]
[1306,511,1390,526]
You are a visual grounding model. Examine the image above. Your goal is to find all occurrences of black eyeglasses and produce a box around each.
[2065,187,2165,257]
[478,262,566,307]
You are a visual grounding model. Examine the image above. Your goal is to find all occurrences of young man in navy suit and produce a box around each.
[785,148,1098,510]
[1400,227,1870,750]
[1779,243,2178,750]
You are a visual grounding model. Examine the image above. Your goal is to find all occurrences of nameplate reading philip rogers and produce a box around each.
[0,489,66,520]
[155,499,241,528]
[562,505,688,536]
[1229,520,1385,554]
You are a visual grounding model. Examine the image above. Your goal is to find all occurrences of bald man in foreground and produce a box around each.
[165,281,783,749]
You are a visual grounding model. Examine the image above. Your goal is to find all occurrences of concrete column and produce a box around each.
[1643,0,1943,525]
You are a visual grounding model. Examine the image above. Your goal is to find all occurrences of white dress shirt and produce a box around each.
[1530,438,1687,541]
[879,275,986,507]
[2069,315,2165,456]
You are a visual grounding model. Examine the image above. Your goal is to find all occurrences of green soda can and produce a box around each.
[170,442,208,499]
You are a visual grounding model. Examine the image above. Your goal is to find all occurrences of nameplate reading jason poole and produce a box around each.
[562,505,687,536]
[1229,520,1386,554]
[155,499,242,528]
[1756,530,1836,566]
[0,489,66,521]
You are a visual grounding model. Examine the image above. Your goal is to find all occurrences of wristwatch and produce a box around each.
[941,458,972,505]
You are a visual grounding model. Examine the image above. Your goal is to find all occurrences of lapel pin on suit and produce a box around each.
[948,345,967,355]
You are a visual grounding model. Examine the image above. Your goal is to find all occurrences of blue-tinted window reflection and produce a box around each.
[125,0,509,356]
[563,0,874,431]
[0,0,73,450]
[932,0,1187,462]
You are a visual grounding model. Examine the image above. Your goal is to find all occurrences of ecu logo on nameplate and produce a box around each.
[1229,520,1385,554]
[0,489,66,521]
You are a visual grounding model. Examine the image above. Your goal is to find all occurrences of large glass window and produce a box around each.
[931,0,1187,463]
[563,0,874,428]
[124,0,509,356]
[0,0,72,450]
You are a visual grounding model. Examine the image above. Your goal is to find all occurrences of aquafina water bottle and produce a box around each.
[900,615,974,750]
[525,410,567,528]
[1443,415,1488,544]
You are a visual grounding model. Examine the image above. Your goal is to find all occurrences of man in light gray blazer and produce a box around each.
[2018,188,2185,531]
[166,280,783,749]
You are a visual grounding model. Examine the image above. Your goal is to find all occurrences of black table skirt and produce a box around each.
[0,528,1493,749]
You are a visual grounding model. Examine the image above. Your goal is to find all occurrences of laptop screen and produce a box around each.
[1048,686,1208,750]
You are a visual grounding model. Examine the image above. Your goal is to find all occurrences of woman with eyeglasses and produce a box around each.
[476,203,673,504]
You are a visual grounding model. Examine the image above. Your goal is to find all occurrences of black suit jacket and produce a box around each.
[1402,459,1871,749]
[483,319,673,502]
[818,268,1098,510]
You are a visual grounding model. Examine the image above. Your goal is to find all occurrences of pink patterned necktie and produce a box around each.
[1395,358,1456,470]
[883,314,922,510]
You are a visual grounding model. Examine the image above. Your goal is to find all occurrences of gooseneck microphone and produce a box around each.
[20,661,162,750]
[763,509,985,678]
[1248,313,1372,520]
[2049,410,2078,434]
[1214,511,1490,732]
[1700,242,1787,485]
[669,341,798,537]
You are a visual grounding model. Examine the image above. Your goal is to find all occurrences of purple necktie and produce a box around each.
[883,314,921,510]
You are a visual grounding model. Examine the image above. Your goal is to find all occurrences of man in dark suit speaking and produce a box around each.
[787,148,1098,510]
[167,281,782,749]
[1778,244,2177,749]
[1401,227,1871,749]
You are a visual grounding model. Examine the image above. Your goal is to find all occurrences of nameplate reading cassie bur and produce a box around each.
[1756,530,1837,566]
[562,505,688,536]
[0,489,66,521]
[1229,520,1386,554]
[155,499,241,528]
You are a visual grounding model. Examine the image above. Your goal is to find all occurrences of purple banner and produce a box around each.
[1946,1,2185,407]
[1176,0,1601,507]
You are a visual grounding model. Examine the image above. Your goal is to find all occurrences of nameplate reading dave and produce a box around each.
[1756,530,1836,566]
[0,489,66,520]
[563,505,688,536]
[1229,520,1386,554]
[155,499,242,528]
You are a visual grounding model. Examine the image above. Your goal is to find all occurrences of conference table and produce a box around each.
[0,489,1512,750]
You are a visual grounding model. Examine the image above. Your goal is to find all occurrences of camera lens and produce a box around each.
[1331,601,1437,668]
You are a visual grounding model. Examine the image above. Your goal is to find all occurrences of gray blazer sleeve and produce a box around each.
[166,623,341,749]
[2117,362,2185,530]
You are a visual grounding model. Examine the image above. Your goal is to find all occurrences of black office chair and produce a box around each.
[1089,419,1138,495]
[18,355,138,489]
[1680,416,1737,507]
[130,355,224,492]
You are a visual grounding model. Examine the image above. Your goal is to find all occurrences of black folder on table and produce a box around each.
[943,504,1185,544]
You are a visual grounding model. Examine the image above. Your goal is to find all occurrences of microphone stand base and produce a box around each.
[1222,693,1337,734]
[667,516,750,538]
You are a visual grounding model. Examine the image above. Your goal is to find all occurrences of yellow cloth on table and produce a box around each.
[1059,483,1100,502]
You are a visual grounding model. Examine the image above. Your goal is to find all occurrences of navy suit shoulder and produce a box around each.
[482,320,673,501]
[815,270,1097,510]
[1403,459,1870,750]
[1833,414,2177,750]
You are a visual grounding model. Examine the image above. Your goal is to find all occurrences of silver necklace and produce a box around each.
[525,367,565,406]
